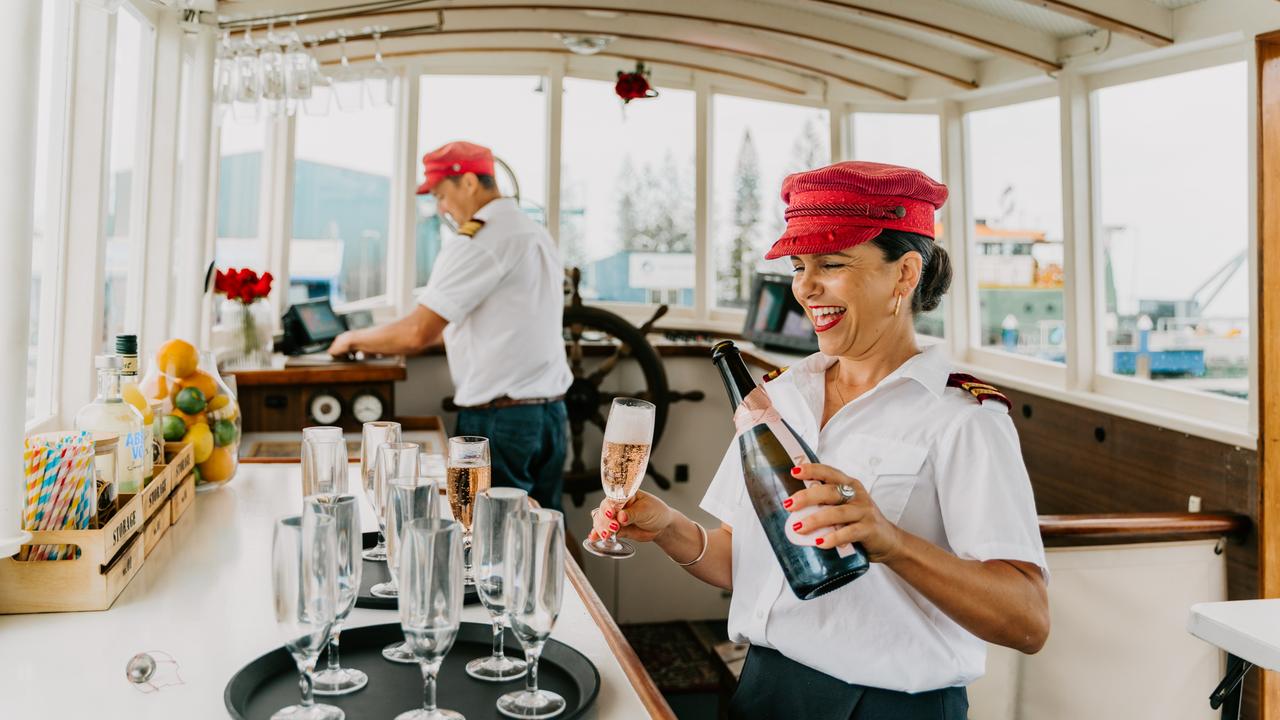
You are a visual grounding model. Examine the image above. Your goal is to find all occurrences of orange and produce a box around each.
[140,373,169,400]
[155,339,199,379]
[198,446,236,484]
[171,409,208,429]
[176,370,218,400]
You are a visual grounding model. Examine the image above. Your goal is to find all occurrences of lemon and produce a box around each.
[183,423,214,464]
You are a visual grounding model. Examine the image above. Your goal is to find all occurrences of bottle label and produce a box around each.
[120,356,139,375]
[733,385,855,559]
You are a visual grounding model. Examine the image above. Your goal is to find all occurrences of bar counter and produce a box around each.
[0,463,674,719]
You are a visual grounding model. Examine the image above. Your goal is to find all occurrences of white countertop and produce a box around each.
[1188,599,1280,670]
[0,464,654,718]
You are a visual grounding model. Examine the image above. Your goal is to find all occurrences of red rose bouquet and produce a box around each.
[213,268,274,365]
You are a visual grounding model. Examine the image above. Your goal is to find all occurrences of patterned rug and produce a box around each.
[619,621,728,694]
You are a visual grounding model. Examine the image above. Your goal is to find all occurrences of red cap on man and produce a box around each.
[764,161,948,260]
[416,141,496,195]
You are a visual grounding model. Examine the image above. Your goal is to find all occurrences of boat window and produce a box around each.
[560,77,696,307]
[852,112,944,339]
[1094,62,1248,401]
[292,104,395,307]
[711,95,829,310]
[415,75,548,290]
[965,97,1065,364]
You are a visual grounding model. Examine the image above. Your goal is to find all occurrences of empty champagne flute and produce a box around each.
[371,443,419,598]
[582,398,655,559]
[383,475,446,664]
[466,488,529,682]
[361,421,402,561]
[271,513,342,720]
[447,436,492,584]
[497,509,566,719]
[396,518,465,720]
[307,495,366,696]
[302,437,348,498]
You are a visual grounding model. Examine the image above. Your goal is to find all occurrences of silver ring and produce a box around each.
[836,484,857,505]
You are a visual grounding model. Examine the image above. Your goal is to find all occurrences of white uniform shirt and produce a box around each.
[700,344,1047,693]
[417,198,573,406]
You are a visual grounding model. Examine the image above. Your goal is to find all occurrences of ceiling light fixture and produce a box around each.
[557,33,617,55]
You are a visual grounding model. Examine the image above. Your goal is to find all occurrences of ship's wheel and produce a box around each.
[561,268,704,507]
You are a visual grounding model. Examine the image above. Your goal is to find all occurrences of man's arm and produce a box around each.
[328,305,448,357]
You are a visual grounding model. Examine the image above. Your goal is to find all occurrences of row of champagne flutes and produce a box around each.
[271,424,566,720]
[214,21,395,123]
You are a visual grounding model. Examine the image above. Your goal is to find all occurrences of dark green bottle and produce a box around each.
[711,340,868,600]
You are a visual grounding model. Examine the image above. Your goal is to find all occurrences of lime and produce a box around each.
[161,415,187,442]
[212,419,237,447]
[174,386,207,414]
[193,466,205,485]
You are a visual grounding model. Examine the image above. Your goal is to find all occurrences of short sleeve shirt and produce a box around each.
[700,344,1047,692]
[417,198,573,406]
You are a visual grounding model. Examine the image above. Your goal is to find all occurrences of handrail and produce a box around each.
[565,553,678,719]
[1039,512,1250,540]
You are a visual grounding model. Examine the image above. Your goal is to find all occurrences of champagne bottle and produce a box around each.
[711,340,868,600]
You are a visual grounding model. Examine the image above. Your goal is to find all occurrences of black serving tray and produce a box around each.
[357,531,480,609]
[225,622,600,720]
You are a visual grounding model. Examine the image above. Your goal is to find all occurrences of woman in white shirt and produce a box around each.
[589,161,1049,720]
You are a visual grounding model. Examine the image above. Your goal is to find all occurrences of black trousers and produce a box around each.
[729,645,969,720]
[454,401,568,510]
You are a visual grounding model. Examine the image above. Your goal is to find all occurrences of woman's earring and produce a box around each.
[893,293,902,317]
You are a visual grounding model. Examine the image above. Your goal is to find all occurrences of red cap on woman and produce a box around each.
[764,161,948,260]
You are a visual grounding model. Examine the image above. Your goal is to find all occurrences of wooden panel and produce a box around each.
[229,356,406,387]
[1258,31,1280,720]
[1038,512,1249,540]
[1006,387,1259,718]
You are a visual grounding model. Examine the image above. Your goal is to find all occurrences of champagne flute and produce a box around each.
[302,437,348,498]
[307,495,367,696]
[582,398,655,559]
[497,509,566,719]
[447,436,492,584]
[383,474,444,664]
[396,518,465,720]
[361,421,401,561]
[466,488,529,682]
[371,443,419,598]
[271,513,342,720]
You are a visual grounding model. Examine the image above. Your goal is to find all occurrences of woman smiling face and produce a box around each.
[790,242,922,358]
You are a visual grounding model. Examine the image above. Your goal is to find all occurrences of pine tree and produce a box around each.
[616,156,643,251]
[726,129,762,305]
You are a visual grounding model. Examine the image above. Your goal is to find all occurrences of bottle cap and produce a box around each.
[115,335,138,355]
[95,355,123,370]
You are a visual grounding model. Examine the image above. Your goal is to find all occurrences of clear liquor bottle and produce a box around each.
[75,355,147,499]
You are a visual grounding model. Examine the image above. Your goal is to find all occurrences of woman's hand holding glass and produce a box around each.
[587,490,674,546]
[784,463,904,563]
[582,398,655,559]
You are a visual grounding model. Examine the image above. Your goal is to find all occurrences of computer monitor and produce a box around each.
[741,273,819,354]
[281,299,347,355]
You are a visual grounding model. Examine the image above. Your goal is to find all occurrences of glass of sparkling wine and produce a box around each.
[447,436,492,584]
[360,421,401,561]
[582,397,654,559]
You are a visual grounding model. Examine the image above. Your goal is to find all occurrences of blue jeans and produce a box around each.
[454,401,568,511]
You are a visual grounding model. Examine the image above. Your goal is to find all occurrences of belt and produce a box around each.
[458,394,565,411]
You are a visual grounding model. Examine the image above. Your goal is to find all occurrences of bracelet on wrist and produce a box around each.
[675,521,708,567]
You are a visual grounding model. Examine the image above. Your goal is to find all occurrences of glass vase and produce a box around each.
[221,298,274,370]
[191,352,242,491]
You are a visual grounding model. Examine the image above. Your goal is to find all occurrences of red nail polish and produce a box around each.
[792,521,802,531]
[605,510,614,519]
[610,522,619,531]
[816,537,825,546]
[791,467,801,476]
[783,498,793,509]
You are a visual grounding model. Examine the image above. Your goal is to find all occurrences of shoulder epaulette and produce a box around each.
[946,373,1011,410]
[761,366,788,383]
[457,219,486,237]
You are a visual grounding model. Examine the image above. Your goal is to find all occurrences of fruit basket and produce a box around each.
[142,340,242,491]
